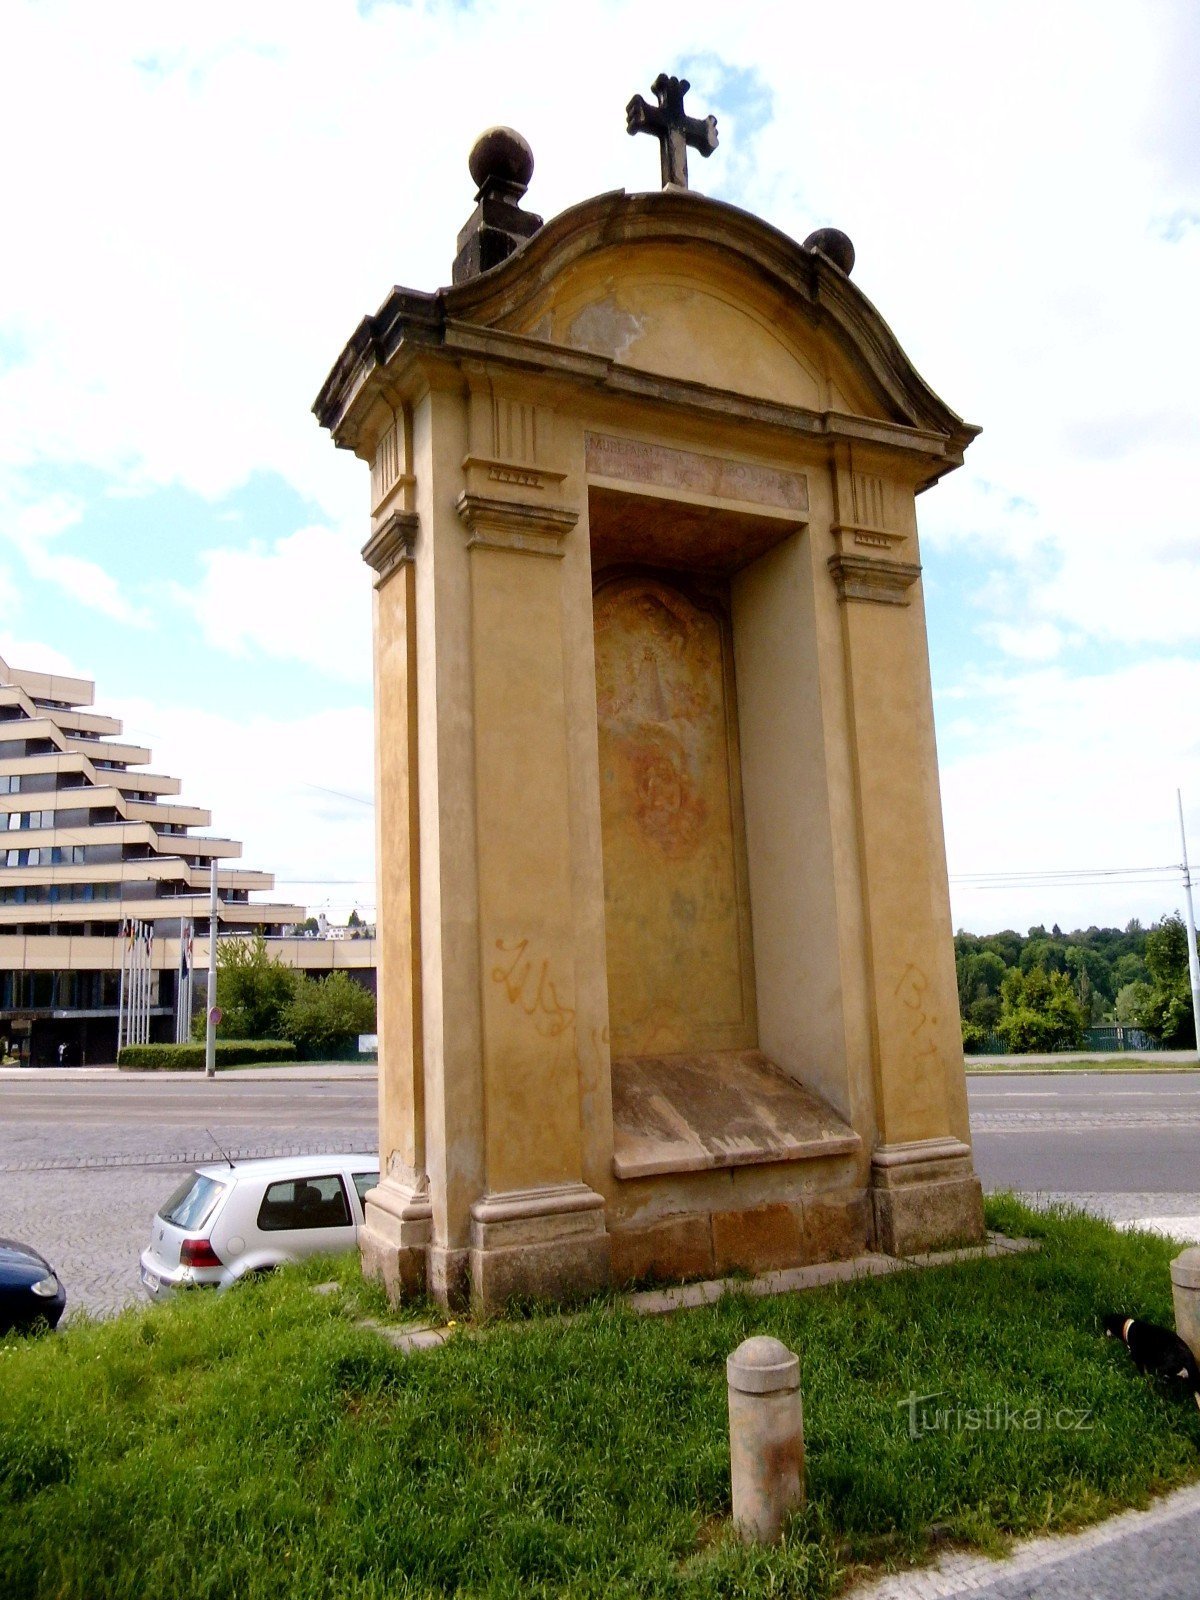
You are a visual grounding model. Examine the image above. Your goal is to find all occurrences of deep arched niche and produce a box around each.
[593,571,757,1058]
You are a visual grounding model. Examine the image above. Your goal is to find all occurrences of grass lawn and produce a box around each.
[2,1197,1198,1599]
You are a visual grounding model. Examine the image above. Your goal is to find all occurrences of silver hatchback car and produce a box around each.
[140,1153,379,1299]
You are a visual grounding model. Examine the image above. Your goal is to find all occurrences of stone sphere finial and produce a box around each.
[803,227,855,276]
[468,126,534,200]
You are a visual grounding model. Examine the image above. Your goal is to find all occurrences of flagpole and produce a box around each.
[145,923,150,1044]
[139,920,147,1045]
[135,920,143,1046]
[135,921,142,1046]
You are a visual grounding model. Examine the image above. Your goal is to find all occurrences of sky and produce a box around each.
[0,0,1197,935]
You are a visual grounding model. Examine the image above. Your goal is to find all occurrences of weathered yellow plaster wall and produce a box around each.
[838,581,960,1145]
[731,521,871,1133]
[373,560,423,1180]
[411,381,486,1258]
[470,542,583,1194]
[508,244,887,420]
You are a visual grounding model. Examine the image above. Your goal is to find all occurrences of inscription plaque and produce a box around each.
[586,433,808,515]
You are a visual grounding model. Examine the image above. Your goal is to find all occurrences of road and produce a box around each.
[967,1070,1200,1240]
[0,1068,377,1320]
[0,1068,376,1170]
[1,1067,1197,1320]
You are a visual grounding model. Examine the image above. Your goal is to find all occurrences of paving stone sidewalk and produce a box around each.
[847,1481,1200,1598]
[0,1164,187,1319]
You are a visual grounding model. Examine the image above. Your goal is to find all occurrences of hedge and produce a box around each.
[117,1040,298,1070]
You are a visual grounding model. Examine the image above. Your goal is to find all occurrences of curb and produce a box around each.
[845,1479,1200,1597]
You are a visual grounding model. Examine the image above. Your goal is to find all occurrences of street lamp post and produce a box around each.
[1177,790,1200,1063]
[205,859,218,1080]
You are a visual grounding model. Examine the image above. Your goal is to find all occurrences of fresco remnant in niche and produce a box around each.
[594,573,756,1056]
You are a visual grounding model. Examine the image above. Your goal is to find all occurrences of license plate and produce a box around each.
[141,1268,160,1293]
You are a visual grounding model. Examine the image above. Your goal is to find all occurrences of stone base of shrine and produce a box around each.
[606,1050,870,1286]
[468,1183,612,1313]
[870,1138,986,1257]
[360,1174,433,1302]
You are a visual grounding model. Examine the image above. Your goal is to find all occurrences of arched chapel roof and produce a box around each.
[314,187,978,472]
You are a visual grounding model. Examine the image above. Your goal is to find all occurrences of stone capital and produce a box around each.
[362,510,419,584]
[455,490,578,556]
[828,553,921,606]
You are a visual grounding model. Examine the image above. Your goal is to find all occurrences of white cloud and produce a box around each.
[172,522,371,684]
[941,657,1200,932]
[981,621,1065,663]
[0,634,85,679]
[0,488,148,625]
[107,691,376,921]
[0,0,1195,914]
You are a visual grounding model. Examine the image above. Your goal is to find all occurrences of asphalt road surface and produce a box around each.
[0,1068,377,1319]
[1,1067,1197,1320]
[968,1070,1200,1241]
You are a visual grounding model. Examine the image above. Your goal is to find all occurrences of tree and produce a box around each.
[956,948,1007,1043]
[1019,938,1068,977]
[1138,913,1196,1047]
[1114,980,1152,1027]
[1111,951,1149,992]
[995,966,1087,1053]
[984,929,1025,969]
[347,909,362,928]
[200,935,299,1041]
[299,916,320,936]
[283,971,376,1059]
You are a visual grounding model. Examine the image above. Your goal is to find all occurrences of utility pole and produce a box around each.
[1178,790,1200,1062]
[205,859,219,1080]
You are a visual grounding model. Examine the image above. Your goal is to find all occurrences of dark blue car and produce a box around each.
[0,1238,66,1333]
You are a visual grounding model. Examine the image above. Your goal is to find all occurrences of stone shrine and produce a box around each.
[315,90,985,1310]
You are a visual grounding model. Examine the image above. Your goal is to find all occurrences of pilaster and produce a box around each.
[456,382,609,1308]
[358,503,430,1297]
[829,455,983,1251]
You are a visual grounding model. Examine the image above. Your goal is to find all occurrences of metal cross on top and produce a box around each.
[626,74,718,190]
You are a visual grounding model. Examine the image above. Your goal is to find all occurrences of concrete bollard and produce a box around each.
[726,1335,804,1544]
[1171,1246,1200,1363]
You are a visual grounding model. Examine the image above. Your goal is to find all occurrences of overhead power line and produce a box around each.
[301,782,374,808]
[949,863,1179,886]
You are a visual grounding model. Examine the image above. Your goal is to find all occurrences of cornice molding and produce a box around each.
[314,189,980,485]
[361,510,419,582]
[828,553,922,606]
[455,491,578,557]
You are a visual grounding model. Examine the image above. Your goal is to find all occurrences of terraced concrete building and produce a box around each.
[0,653,370,1064]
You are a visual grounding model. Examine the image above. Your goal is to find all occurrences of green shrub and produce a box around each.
[118,1040,297,1070]
[996,965,1086,1052]
[191,935,299,1042]
[282,970,376,1059]
[960,1018,989,1053]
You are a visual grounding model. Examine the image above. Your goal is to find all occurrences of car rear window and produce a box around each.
[159,1173,228,1231]
[352,1172,379,1207]
[257,1174,351,1232]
